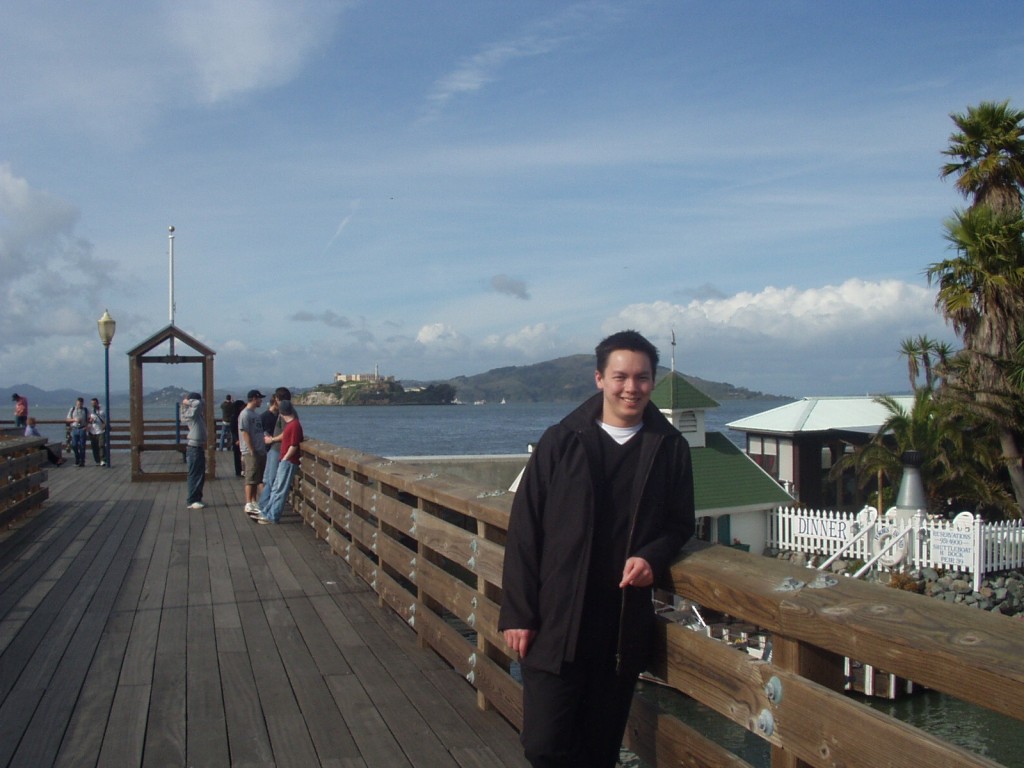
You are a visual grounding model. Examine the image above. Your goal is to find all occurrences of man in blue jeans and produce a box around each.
[254,399,303,525]
[181,392,207,510]
[258,387,293,512]
[66,397,89,467]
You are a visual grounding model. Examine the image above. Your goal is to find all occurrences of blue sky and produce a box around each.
[2,1,1022,398]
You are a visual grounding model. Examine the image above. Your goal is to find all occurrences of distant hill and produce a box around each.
[4,358,788,411]
[2,384,84,409]
[1,384,211,410]
[424,355,789,404]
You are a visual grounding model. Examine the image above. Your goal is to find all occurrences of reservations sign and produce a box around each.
[931,528,974,569]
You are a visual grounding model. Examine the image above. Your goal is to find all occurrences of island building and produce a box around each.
[334,363,394,384]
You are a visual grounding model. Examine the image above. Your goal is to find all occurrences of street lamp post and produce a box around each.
[97,309,116,468]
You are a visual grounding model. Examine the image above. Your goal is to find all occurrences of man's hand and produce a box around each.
[619,556,654,588]
[503,628,536,658]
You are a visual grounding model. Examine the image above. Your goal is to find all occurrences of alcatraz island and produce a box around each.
[294,367,456,406]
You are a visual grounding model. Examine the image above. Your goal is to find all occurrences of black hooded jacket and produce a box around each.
[498,393,696,674]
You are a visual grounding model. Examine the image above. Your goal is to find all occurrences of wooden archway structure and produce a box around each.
[126,324,217,483]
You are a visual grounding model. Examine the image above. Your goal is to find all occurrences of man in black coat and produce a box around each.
[499,330,696,768]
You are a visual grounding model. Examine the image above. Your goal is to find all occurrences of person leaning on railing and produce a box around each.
[499,330,696,768]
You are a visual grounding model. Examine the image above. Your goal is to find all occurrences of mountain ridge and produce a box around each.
[410,354,790,404]
[3,357,790,408]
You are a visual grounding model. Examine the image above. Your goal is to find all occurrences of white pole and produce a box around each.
[168,226,176,356]
[168,226,176,326]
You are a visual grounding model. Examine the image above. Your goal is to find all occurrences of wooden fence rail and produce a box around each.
[0,435,48,527]
[13,418,204,452]
[293,438,1023,768]
[768,505,1024,591]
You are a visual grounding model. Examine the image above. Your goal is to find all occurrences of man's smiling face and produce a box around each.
[595,349,654,428]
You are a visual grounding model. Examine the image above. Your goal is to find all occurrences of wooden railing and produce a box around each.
[0,435,48,527]
[13,419,185,452]
[293,438,1022,768]
[5,418,238,454]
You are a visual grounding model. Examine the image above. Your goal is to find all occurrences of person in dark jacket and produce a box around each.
[499,330,696,768]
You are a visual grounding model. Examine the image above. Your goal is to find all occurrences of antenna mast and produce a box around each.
[168,226,176,355]
[670,330,677,411]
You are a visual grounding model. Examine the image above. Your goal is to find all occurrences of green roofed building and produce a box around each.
[653,371,792,552]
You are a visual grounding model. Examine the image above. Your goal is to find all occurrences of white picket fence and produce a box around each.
[767,506,1024,592]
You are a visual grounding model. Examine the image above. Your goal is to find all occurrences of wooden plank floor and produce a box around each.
[0,451,529,768]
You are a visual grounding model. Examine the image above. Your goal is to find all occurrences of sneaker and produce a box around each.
[256,516,275,525]
[187,502,206,510]
[246,508,262,519]
[244,502,256,513]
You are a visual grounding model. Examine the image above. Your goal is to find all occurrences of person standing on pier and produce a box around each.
[219,394,234,450]
[239,389,267,516]
[87,397,106,466]
[499,330,696,768]
[253,399,303,525]
[257,387,293,515]
[231,397,245,476]
[65,397,89,467]
[182,392,207,510]
[11,393,29,429]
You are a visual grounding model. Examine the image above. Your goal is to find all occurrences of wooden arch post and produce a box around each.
[126,324,217,483]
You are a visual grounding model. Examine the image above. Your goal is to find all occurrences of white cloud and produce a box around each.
[607,279,955,396]
[0,165,117,347]
[416,323,467,349]
[483,324,563,356]
[421,3,622,119]
[425,33,565,118]
[165,0,344,103]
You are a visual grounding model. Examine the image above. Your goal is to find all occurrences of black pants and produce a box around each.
[519,657,639,768]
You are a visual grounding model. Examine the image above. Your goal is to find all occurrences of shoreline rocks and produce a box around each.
[768,549,1023,618]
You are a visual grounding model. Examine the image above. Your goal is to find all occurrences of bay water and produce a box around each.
[18,398,768,456]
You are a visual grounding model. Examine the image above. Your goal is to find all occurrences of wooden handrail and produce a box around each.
[5,418,232,451]
[292,438,1022,768]
[0,435,49,526]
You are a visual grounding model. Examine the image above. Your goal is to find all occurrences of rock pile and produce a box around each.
[768,549,1023,618]
[915,568,1023,617]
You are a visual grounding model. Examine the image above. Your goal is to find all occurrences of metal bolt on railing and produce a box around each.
[757,709,775,737]
[764,676,783,704]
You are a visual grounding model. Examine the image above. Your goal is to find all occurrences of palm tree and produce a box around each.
[899,335,946,392]
[929,206,1024,512]
[941,100,1024,215]
[899,337,921,391]
[932,100,1024,515]
[916,335,938,389]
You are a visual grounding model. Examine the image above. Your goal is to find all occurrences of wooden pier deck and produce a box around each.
[0,454,529,768]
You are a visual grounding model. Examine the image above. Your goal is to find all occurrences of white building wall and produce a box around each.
[729,512,768,556]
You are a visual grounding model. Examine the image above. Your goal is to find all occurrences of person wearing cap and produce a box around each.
[238,389,267,515]
[253,399,303,525]
[182,391,207,509]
